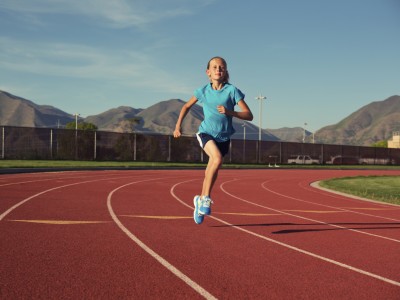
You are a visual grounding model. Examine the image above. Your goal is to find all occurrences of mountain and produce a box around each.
[0,90,75,127]
[89,98,279,140]
[84,99,200,135]
[85,106,143,133]
[1,89,399,146]
[315,95,400,145]
[268,127,313,143]
[137,99,198,135]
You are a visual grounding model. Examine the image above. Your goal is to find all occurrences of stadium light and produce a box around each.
[255,94,267,142]
[303,122,308,143]
[74,113,80,130]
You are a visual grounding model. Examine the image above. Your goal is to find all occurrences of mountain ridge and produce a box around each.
[1,90,399,146]
[315,95,400,145]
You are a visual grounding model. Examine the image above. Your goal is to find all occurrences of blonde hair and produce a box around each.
[207,56,230,83]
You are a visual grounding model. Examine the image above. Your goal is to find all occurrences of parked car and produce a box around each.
[287,155,320,164]
[359,158,393,165]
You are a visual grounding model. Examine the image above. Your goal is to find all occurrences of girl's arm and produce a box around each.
[217,99,253,121]
[173,96,198,138]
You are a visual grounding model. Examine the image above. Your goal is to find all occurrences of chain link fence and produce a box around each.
[1,126,400,165]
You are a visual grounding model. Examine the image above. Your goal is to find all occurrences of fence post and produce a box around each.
[1,127,4,159]
[256,141,260,163]
[75,129,78,160]
[168,135,171,162]
[229,140,232,163]
[133,133,137,161]
[94,131,97,160]
[50,129,53,159]
[242,136,246,163]
[321,144,324,164]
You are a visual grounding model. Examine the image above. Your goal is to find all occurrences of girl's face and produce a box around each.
[206,58,227,82]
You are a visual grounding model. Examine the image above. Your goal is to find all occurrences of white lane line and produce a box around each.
[0,175,84,187]
[223,179,400,243]
[0,174,144,221]
[265,179,400,222]
[0,172,141,187]
[170,179,400,288]
[210,212,400,287]
[107,178,217,300]
[258,180,400,241]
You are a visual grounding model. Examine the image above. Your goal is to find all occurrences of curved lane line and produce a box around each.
[223,179,400,243]
[263,179,400,222]
[107,178,217,300]
[258,180,400,240]
[170,179,400,287]
[8,220,109,224]
[309,181,400,208]
[0,172,118,187]
[0,174,142,221]
[120,215,192,219]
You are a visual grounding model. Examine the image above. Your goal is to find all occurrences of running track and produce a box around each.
[1,169,400,299]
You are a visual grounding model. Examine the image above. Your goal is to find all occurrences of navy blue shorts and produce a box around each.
[196,133,230,157]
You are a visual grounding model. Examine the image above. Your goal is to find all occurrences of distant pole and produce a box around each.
[255,94,267,163]
[1,127,4,159]
[74,113,80,130]
[303,122,307,143]
[255,94,267,142]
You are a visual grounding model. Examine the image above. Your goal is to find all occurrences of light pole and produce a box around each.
[74,113,80,130]
[255,94,267,142]
[303,122,307,143]
[255,94,267,163]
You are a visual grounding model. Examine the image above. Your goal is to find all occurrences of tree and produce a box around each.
[66,121,98,131]
[371,140,388,148]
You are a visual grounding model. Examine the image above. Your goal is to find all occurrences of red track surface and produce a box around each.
[1,169,400,299]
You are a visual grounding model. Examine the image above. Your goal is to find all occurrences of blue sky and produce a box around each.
[0,0,399,132]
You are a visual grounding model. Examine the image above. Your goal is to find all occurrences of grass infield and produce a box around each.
[319,175,400,206]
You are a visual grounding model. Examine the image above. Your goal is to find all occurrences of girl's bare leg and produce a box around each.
[201,141,222,197]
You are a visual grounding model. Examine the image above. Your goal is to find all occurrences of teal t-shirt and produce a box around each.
[194,83,245,142]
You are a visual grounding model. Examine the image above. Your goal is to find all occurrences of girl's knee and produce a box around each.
[210,155,222,166]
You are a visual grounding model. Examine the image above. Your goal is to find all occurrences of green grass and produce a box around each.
[0,160,206,169]
[319,175,400,205]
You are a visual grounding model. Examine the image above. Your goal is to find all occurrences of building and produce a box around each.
[388,131,400,148]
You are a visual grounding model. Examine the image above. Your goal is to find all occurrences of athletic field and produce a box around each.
[1,169,399,299]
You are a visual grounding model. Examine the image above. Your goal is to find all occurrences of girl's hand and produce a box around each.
[173,129,181,138]
[217,105,228,115]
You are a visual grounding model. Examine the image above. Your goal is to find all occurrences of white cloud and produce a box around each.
[0,0,216,98]
[0,0,216,28]
[0,37,192,95]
